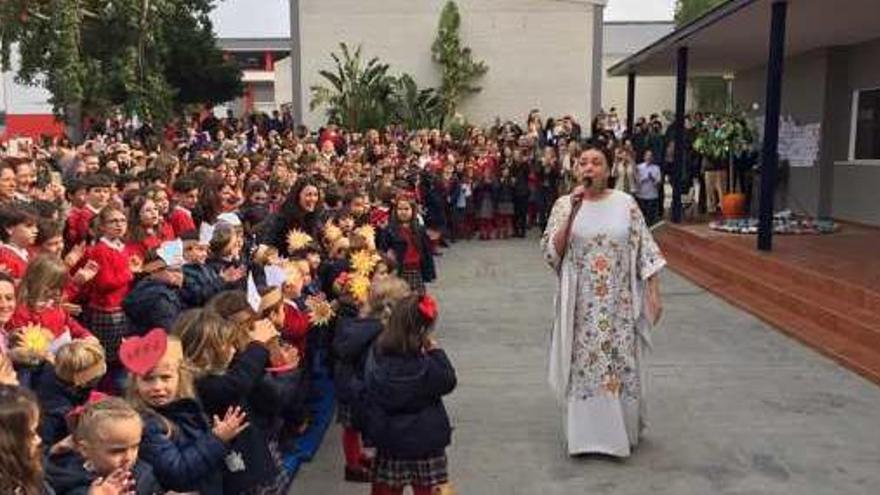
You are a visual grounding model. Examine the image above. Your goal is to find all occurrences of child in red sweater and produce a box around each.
[64,173,112,248]
[280,262,310,357]
[9,254,96,346]
[169,176,200,236]
[0,204,38,281]
[78,205,135,392]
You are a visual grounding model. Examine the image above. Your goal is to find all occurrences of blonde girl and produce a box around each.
[127,332,247,493]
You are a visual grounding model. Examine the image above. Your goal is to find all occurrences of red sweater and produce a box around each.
[282,301,310,356]
[158,221,175,242]
[9,303,93,340]
[126,234,162,261]
[64,205,99,247]
[169,207,196,237]
[81,239,134,311]
[0,244,30,280]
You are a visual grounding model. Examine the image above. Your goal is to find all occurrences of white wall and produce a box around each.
[1,47,53,115]
[274,56,293,109]
[602,56,677,120]
[298,0,602,128]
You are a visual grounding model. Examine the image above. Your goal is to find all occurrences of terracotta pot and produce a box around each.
[721,193,747,219]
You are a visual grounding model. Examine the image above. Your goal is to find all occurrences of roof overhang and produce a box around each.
[608,0,880,77]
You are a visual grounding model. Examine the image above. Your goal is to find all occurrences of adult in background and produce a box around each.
[634,150,662,226]
[541,148,666,457]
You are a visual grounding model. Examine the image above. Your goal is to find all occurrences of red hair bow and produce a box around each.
[418,294,438,323]
[65,391,109,425]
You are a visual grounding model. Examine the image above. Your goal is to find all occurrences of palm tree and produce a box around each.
[391,74,443,130]
[309,43,395,131]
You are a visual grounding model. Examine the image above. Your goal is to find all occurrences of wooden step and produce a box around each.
[658,226,880,313]
[663,234,880,349]
[659,233,880,384]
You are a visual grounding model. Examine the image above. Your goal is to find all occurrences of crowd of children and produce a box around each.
[0,110,621,493]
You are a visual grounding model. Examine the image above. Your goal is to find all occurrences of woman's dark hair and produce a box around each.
[277,177,324,237]
[0,384,42,495]
[193,173,226,226]
[127,194,154,243]
[377,294,433,356]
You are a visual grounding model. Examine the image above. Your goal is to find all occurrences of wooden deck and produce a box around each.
[656,221,880,384]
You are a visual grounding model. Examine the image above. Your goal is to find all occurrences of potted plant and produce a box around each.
[693,113,755,218]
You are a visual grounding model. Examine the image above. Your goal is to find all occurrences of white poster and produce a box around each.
[754,115,822,167]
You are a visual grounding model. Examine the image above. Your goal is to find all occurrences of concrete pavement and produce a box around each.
[292,236,880,494]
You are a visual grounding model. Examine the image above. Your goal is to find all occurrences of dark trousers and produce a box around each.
[513,195,529,237]
[637,198,660,226]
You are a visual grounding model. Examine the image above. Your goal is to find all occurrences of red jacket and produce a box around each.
[81,239,134,311]
[0,244,30,280]
[282,301,310,356]
[64,205,99,247]
[169,207,196,237]
[8,303,93,340]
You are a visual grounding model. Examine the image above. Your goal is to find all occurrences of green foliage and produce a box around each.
[390,74,443,130]
[674,0,728,26]
[0,0,242,124]
[431,0,487,124]
[310,44,445,131]
[309,43,396,132]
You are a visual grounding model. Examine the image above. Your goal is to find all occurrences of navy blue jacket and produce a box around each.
[35,366,91,447]
[378,223,436,283]
[123,278,182,335]
[46,451,161,495]
[194,342,278,494]
[333,315,383,405]
[138,399,226,494]
[363,348,456,458]
[180,262,224,309]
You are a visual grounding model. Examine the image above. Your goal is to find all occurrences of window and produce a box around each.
[850,88,880,161]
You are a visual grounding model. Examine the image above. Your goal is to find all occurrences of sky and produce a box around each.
[209,0,677,39]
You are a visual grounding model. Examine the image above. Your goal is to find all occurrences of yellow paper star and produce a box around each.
[305,296,335,326]
[350,249,378,276]
[349,274,371,303]
[20,324,52,355]
[355,224,376,243]
[286,229,313,252]
[323,224,343,244]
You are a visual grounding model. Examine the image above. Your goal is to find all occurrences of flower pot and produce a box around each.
[721,193,747,219]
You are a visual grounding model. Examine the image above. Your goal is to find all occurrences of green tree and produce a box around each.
[390,74,443,130]
[431,1,487,125]
[674,0,728,25]
[675,0,729,111]
[309,43,396,132]
[0,0,241,128]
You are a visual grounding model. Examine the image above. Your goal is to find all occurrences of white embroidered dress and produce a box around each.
[541,190,666,456]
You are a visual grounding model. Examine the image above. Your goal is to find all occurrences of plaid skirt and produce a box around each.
[84,309,129,365]
[400,268,425,294]
[373,450,448,488]
[240,439,293,495]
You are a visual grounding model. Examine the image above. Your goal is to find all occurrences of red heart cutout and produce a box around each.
[119,328,168,376]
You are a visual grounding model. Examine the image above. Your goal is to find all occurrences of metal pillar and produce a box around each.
[626,73,636,134]
[672,46,688,224]
[758,1,788,251]
[288,0,304,127]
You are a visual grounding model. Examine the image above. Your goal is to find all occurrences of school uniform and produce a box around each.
[281,299,310,358]
[64,204,100,247]
[194,342,289,495]
[169,205,196,237]
[80,238,134,367]
[363,348,457,489]
[123,277,182,335]
[46,451,161,495]
[9,303,94,341]
[0,242,30,280]
[333,315,383,428]
[380,223,436,294]
[180,262,225,309]
[35,365,93,447]
[138,399,226,494]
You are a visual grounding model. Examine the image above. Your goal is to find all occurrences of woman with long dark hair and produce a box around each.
[260,178,324,256]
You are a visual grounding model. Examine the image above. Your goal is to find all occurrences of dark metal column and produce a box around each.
[626,73,636,134]
[758,1,788,251]
[288,0,303,127]
[672,46,688,224]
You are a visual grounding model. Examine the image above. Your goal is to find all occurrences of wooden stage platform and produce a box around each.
[655,221,880,384]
